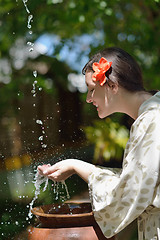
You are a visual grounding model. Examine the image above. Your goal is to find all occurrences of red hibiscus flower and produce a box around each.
[92,57,112,86]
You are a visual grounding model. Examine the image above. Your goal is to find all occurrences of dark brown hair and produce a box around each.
[82,47,145,92]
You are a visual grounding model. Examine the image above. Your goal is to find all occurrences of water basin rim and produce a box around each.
[31,201,93,218]
[31,209,93,218]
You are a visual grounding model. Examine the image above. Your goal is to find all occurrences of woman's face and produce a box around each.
[85,71,118,118]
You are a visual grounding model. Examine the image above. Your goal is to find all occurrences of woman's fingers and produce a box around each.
[48,170,60,181]
[37,164,51,175]
[37,160,75,181]
[43,165,58,175]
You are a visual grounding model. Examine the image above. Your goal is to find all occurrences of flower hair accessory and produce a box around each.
[92,57,112,86]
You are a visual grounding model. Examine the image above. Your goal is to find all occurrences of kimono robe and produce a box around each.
[88,92,160,240]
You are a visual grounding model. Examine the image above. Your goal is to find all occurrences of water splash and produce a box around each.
[42,144,47,148]
[28,171,48,219]
[36,119,43,125]
[27,41,34,52]
[31,79,38,97]
[61,180,70,200]
[33,70,37,78]
[22,0,39,98]
[28,171,70,219]
[38,136,43,141]
[36,119,48,149]
[27,15,33,29]
[22,0,30,14]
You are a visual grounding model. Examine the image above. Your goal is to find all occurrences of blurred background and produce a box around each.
[0,0,160,239]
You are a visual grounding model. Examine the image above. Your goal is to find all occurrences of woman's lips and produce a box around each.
[95,105,99,111]
[93,103,99,111]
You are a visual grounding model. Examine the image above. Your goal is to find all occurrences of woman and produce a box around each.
[38,47,160,240]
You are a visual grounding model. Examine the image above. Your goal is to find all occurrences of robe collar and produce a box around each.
[138,91,160,117]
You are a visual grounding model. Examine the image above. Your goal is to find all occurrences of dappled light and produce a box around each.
[0,0,160,239]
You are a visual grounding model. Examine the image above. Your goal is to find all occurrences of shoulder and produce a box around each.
[130,107,160,137]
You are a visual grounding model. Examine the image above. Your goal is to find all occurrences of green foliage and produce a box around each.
[1,0,160,90]
[84,118,129,163]
[0,0,160,130]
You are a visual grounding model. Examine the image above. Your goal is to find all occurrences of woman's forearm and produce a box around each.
[38,159,96,183]
[72,159,96,182]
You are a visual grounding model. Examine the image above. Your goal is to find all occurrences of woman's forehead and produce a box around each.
[85,71,96,87]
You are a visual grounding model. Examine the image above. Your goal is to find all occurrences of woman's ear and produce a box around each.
[110,82,119,94]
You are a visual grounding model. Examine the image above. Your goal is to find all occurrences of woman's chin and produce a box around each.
[98,111,105,119]
[98,110,109,119]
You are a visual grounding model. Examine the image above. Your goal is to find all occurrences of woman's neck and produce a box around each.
[119,90,152,120]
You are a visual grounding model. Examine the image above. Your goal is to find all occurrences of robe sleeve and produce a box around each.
[88,109,160,238]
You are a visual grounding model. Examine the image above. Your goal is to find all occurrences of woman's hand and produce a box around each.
[38,159,75,181]
[38,159,96,183]
[37,164,51,176]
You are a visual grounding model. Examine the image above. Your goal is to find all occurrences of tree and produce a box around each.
[0,0,160,160]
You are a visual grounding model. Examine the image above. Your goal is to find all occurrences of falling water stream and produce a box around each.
[28,170,70,219]
[22,0,71,220]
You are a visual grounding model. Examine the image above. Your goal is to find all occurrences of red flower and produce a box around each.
[92,57,112,86]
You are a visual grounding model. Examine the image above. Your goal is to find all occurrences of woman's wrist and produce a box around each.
[71,159,96,183]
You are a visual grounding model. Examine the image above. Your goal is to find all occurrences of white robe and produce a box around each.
[88,92,160,240]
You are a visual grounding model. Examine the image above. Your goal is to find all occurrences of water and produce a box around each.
[36,119,48,148]
[28,171,48,219]
[28,170,70,219]
[33,70,37,78]
[22,0,30,14]
[61,180,70,200]
[21,0,70,223]
[22,0,47,150]
[36,119,43,125]
[27,15,33,29]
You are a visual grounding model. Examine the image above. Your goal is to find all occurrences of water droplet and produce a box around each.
[33,71,37,78]
[38,136,43,141]
[27,41,34,46]
[22,0,30,14]
[42,144,47,148]
[27,15,33,29]
[36,119,43,125]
